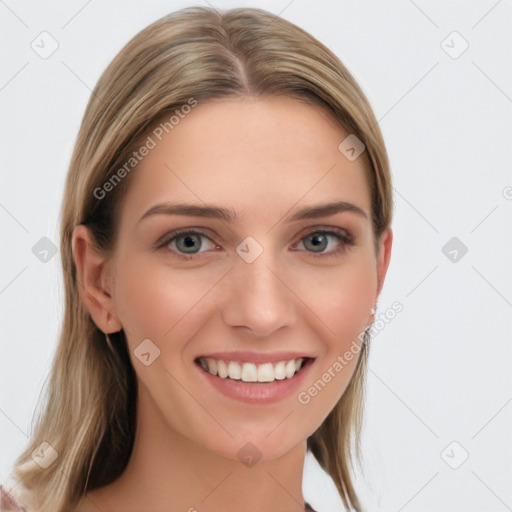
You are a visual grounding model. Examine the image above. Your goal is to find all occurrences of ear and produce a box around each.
[368,227,393,323]
[71,224,122,334]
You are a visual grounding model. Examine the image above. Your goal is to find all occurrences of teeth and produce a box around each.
[227,361,241,380]
[198,357,306,383]
[206,358,217,375]
[241,362,257,382]
[285,359,296,378]
[257,363,274,382]
[274,361,286,380]
[217,360,228,378]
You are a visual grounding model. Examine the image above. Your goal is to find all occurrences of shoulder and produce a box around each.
[0,484,28,511]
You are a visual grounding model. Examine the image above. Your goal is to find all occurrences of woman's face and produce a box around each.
[92,96,391,462]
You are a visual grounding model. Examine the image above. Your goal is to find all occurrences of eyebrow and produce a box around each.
[137,200,368,225]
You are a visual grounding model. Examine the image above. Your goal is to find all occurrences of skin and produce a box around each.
[72,95,392,512]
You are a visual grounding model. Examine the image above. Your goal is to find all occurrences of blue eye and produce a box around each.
[156,227,354,261]
[292,229,354,258]
[156,229,217,260]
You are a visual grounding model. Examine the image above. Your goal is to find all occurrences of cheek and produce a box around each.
[300,255,377,344]
[294,257,375,412]
[111,254,218,346]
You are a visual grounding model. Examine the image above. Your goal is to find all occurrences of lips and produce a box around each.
[194,353,316,404]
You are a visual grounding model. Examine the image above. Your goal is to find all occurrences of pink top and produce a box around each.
[0,485,27,511]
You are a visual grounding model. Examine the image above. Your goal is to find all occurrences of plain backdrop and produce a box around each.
[1,1,511,511]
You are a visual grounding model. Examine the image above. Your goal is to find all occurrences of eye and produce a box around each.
[155,226,355,261]
[156,229,218,260]
[292,228,354,258]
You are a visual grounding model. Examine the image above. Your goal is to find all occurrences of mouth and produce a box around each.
[194,355,315,384]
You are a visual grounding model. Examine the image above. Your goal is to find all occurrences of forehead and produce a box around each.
[118,96,371,230]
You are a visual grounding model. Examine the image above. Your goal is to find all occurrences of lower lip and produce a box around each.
[195,358,315,405]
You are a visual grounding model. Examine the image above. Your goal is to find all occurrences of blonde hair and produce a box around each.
[8,6,393,511]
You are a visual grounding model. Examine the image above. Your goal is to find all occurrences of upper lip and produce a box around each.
[195,351,315,364]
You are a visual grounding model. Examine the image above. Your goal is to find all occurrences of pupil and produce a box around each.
[178,235,201,253]
[307,234,327,252]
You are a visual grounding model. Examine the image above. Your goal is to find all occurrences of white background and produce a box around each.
[1,1,511,511]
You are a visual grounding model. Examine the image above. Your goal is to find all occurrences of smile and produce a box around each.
[196,356,308,383]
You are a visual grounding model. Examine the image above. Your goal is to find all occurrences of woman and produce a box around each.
[2,6,393,511]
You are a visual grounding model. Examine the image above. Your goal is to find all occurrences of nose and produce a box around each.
[220,251,297,338]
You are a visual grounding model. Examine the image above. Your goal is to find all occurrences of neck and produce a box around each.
[86,382,308,512]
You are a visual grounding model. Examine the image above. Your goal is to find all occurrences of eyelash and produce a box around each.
[155,227,355,261]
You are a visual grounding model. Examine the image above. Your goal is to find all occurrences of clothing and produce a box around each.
[0,484,27,511]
